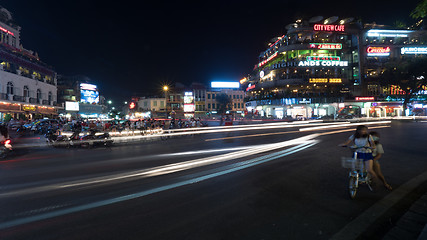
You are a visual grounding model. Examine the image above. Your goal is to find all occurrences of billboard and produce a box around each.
[211,81,240,89]
[80,83,99,104]
[184,92,195,112]
[65,101,79,111]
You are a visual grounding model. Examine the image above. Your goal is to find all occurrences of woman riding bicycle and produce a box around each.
[340,125,378,186]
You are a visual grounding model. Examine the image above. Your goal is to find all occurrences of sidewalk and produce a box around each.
[383,192,427,240]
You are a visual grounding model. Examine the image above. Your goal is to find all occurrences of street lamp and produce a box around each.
[163,86,168,91]
[108,100,112,104]
[124,101,128,104]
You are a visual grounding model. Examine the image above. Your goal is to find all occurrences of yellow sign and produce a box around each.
[22,105,36,111]
[309,78,328,83]
[309,78,342,83]
[329,78,342,83]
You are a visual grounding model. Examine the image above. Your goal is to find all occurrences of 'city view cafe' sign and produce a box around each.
[313,24,345,32]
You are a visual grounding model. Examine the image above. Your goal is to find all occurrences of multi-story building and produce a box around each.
[242,16,427,118]
[0,6,57,120]
[57,75,107,119]
[138,97,166,112]
[206,89,245,115]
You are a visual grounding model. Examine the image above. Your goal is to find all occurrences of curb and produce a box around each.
[330,170,427,240]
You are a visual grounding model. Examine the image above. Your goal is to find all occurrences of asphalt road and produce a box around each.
[0,120,426,240]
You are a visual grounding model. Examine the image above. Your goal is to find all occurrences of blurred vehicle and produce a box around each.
[0,139,12,159]
[32,119,60,134]
[79,130,113,148]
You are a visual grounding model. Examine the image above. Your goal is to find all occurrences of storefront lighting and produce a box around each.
[0,26,14,36]
[401,47,427,54]
[309,43,342,49]
[366,29,412,38]
[366,46,391,56]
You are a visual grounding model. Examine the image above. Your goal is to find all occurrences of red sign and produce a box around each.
[129,102,136,109]
[307,56,340,61]
[355,97,375,101]
[309,43,342,49]
[367,46,390,54]
[246,84,256,91]
[314,24,345,32]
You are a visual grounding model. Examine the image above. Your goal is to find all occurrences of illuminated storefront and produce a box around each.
[242,16,427,118]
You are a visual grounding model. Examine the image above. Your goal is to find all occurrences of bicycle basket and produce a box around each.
[341,157,364,170]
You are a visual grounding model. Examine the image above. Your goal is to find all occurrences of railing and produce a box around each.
[29,97,37,104]
[13,95,24,102]
[42,100,49,105]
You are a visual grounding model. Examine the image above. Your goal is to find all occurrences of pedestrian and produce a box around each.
[340,125,378,186]
[370,131,392,190]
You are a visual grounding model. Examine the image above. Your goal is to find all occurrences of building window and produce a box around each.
[212,103,215,109]
[238,103,240,108]
[233,95,235,99]
[234,103,237,108]
[7,82,13,95]
[212,94,216,99]
[37,89,42,100]
[208,103,211,109]
[160,101,164,107]
[48,92,52,103]
[153,101,157,107]
[207,94,211,99]
[23,86,29,97]
[144,101,148,107]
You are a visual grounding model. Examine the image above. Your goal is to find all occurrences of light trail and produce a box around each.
[0,135,318,199]
[298,121,391,132]
[204,121,391,141]
[0,140,317,230]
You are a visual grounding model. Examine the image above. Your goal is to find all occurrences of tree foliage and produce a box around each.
[379,58,427,112]
[411,0,427,19]
[216,93,232,115]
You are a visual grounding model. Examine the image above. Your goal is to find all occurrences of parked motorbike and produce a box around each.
[0,139,12,159]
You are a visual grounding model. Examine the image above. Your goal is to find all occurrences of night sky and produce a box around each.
[1,0,421,102]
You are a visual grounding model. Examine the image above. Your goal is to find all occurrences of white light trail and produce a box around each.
[0,134,318,199]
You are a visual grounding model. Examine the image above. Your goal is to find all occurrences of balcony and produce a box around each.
[42,100,49,105]
[29,97,37,104]
[12,95,25,102]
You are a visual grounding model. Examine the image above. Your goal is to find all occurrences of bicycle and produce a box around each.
[341,146,374,199]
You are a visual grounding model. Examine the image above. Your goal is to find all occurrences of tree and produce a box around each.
[411,0,427,19]
[379,58,427,114]
[216,93,232,115]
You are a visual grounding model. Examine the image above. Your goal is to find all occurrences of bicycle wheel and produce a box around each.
[349,176,358,199]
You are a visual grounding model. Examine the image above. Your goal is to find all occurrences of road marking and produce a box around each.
[0,141,317,230]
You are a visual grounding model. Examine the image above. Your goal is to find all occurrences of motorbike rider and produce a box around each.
[70,121,82,140]
[0,124,9,142]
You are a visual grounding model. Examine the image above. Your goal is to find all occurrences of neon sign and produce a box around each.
[366,29,411,38]
[129,102,136,109]
[307,56,340,61]
[366,46,390,56]
[298,60,348,67]
[0,26,14,36]
[401,47,427,55]
[313,24,345,32]
[246,84,256,91]
[355,97,375,101]
[258,51,278,68]
[309,43,342,49]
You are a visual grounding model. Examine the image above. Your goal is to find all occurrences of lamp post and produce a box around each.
[163,86,168,118]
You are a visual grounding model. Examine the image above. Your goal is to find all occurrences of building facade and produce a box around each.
[242,16,427,118]
[0,6,57,120]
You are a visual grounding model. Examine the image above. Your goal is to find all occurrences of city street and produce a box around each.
[0,120,426,239]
